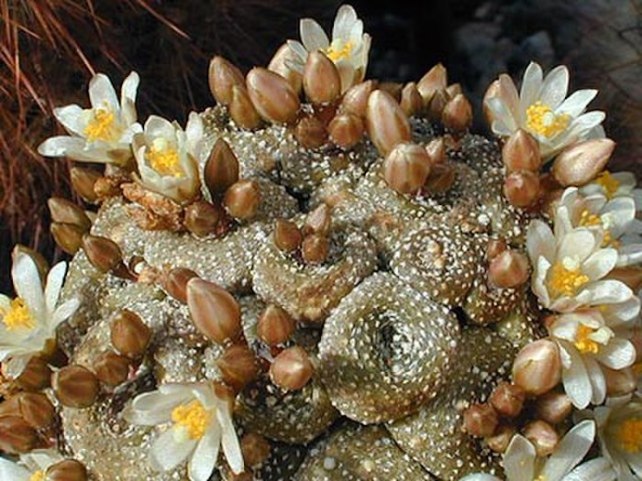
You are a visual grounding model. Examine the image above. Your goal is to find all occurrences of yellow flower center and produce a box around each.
[547,260,589,298]
[616,418,642,453]
[595,171,620,199]
[325,41,353,63]
[29,471,45,481]
[146,138,183,177]
[525,101,570,138]
[1,298,36,332]
[574,324,600,354]
[84,108,120,142]
[578,209,618,248]
[171,400,211,440]
[578,209,601,228]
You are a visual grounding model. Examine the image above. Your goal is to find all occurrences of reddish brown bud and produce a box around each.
[0,415,39,454]
[486,424,516,454]
[205,139,240,197]
[462,403,498,438]
[303,204,332,236]
[52,365,100,408]
[273,219,303,253]
[425,137,447,165]
[489,382,526,418]
[303,51,341,104]
[301,234,329,265]
[187,278,242,345]
[224,180,261,220]
[383,142,432,194]
[217,344,259,392]
[246,68,300,124]
[268,43,303,94]
[295,116,328,149]
[488,250,530,288]
[400,82,423,117]
[70,167,101,203]
[503,129,541,172]
[328,113,364,150]
[512,339,562,396]
[257,305,296,346]
[51,223,84,255]
[446,83,463,99]
[604,366,637,397]
[48,198,91,231]
[14,356,51,391]
[441,94,473,133]
[417,63,447,105]
[366,90,412,156]
[523,420,559,457]
[340,80,376,117]
[504,170,541,208]
[0,392,55,429]
[209,56,245,105]
[93,351,130,387]
[164,267,199,304]
[486,238,507,261]
[82,235,123,273]
[184,201,222,237]
[110,310,151,359]
[269,346,314,391]
[552,139,616,187]
[424,163,456,194]
[46,459,88,481]
[230,85,262,130]
[241,432,271,468]
[427,88,449,121]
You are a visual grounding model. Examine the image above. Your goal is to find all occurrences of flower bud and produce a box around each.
[184,201,222,237]
[486,424,516,453]
[486,238,507,261]
[0,415,39,454]
[273,219,303,253]
[216,344,259,392]
[187,278,242,345]
[163,267,199,304]
[205,138,240,197]
[512,339,562,396]
[51,223,84,255]
[365,90,411,156]
[268,43,303,94]
[446,83,463,99]
[110,310,151,359]
[424,163,456,194]
[523,420,559,457]
[18,392,56,429]
[257,305,296,346]
[340,80,376,117]
[552,139,616,187]
[417,63,448,105]
[503,129,541,172]
[400,82,423,117]
[93,351,130,387]
[383,142,432,194]
[441,94,472,133]
[603,366,636,397]
[301,234,329,265]
[241,432,271,468]
[463,403,498,438]
[303,51,341,104]
[230,85,262,130]
[209,56,245,105]
[533,391,573,425]
[70,167,101,203]
[52,365,99,408]
[303,204,332,236]
[504,170,540,208]
[246,68,300,125]
[48,197,91,231]
[269,346,314,391]
[328,113,364,150]
[425,137,446,165]
[489,382,525,418]
[82,235,123,273]
[46,459,88,481]
[224,180,261,220]
[295,116,328,149]
[427,88,449,121]
[488,250,530,288]
[14,356,51,391]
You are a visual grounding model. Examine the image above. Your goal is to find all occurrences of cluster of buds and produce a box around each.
[274,203,333,265]
[501,130,542,208]
[486,239,530,289]
[49,197,93,256]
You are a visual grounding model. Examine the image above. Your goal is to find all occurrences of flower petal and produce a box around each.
[88,73,119,112]
[120,71,140,126]
[12,253,45,322]
[561,342,592,408]
[519,62,543,118]
[53,105,86,136]
[51,298,80,329]
[541,419,596,481]
[558,229,596,263]
[527,219,556,263]
[596,338,636,370]
[539,65,569,110]
[582,248,617,281]
[504,434,536,481]
[0,456,31,480]
[459,475,502,481]
[576,280,632,306]
[3,354,33,378]
[300,18,329,51]
[557,89,598,117]
[562,457,616,481]
[217,408,243,475]
[44,262,66,315]
[124,390,192,426]
[584,356,606,405]
[150,428,197,472]
[188,421,221,481]
[332,4,358,41]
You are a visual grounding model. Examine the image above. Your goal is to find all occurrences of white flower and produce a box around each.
[0,253,79,378]
[526,219,633,312]
[132,113,203,204]
[485,62,605,159]
[460,420,616,481]
[583,399,642,481]
[581,171,642,214]
[123,382,244,480]
[287,4,371,92]
[38,72,142,165]
[0,449,63,480]
[549,309,637,408]
[556,187,642,267]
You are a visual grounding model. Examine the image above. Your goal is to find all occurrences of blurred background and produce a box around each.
[1,0,641,292]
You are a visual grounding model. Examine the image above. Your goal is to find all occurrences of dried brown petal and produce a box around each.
[269,346,314,391]
[268,43,303,94]
[303,51,341,104]
[204,138,240,197]
[534,391,573,425]
[110,310,151,359]
[187,278,242,345]
[486,238,507,261]
[424,163,456,194]
[486,424,516,454]
[224,180,261,220]
[365,90,412,156]
[603,366,636,397]
[246,67,300,125]
[427,88,449,121]
[425,137,446,165]
[14,356,51,391]
[52,365,99,409]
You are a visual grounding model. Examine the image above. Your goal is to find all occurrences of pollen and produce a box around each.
[574,324,600,354]
[84,108,120,142]
[146,138,183,177]
[29,471,45,481]
[325,41,353,63]
[578,210,618,247]
[546,260,589,298]
[171,400,211,440]
[595,171,620,199]
[616,418,642,453]
[578,209,601,228]
[525,101,570,138]
[1,298,36,331]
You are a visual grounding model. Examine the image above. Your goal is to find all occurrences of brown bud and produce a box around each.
[184,201,222,237]
[503,129,541,172]
[488,250,530,288]
[424,163,456,194]
[82,235,123,273]
[378,82,403,101]
[14,356,51,391]
[70,167,101,203]
[400,82,423,117]
[93,351,130,387]
[486,238,507,261]
[301,234,329,265]
[0,392,55,429]
[110,310,151,358]
[46,459,88,481]
[504,170,540,208]
[48,198,91,231]
[209,56,245,105]
[216,344,259,392]
[463,403,498,438]
[187,278,242,345]
[303,51,341,104]
[246,68,300,124]
[0,415,39,454]
[52,365,99,408]
[295,116,328,149]
[230,85,262,130]
[205,138,240,197]
[523,420,559,457]
[417,63,448,105]
[340,80,376,117]
[512,339,562,396]
[552,139,616,187]
[303,204,332,236]
[383,142,432,194]
[164,267,199,304]
[607,266,642,292]
[486,424,516,454]
[446,83,463,99]
[604,366,637,397]
[489,382,526,418]
[257,305,296,346]
[328,112,364,150]
[534,391,573,425]
[51,223,84,255]
[366,90,412,156]
[224,180,261,220]
[241,432,271,468]
[273,219,303,253]
[425,137,447,165]
[268,43,303,94]
[632,328,642,362]
[427,88,449,121]
[269,346,314,391]
[441,94,473,133]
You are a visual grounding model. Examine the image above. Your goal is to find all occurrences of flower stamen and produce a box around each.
[84,108,120,142]
[146,138,183,178]
[1,298,36,331]
[29,471,45,481]
[171,400,211,440]
[595,171,620,199]
[616,418,642,453]
[547,259,589,298]
[574,324,600,354]
[525,101,570,138]
[325,41,353,63]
